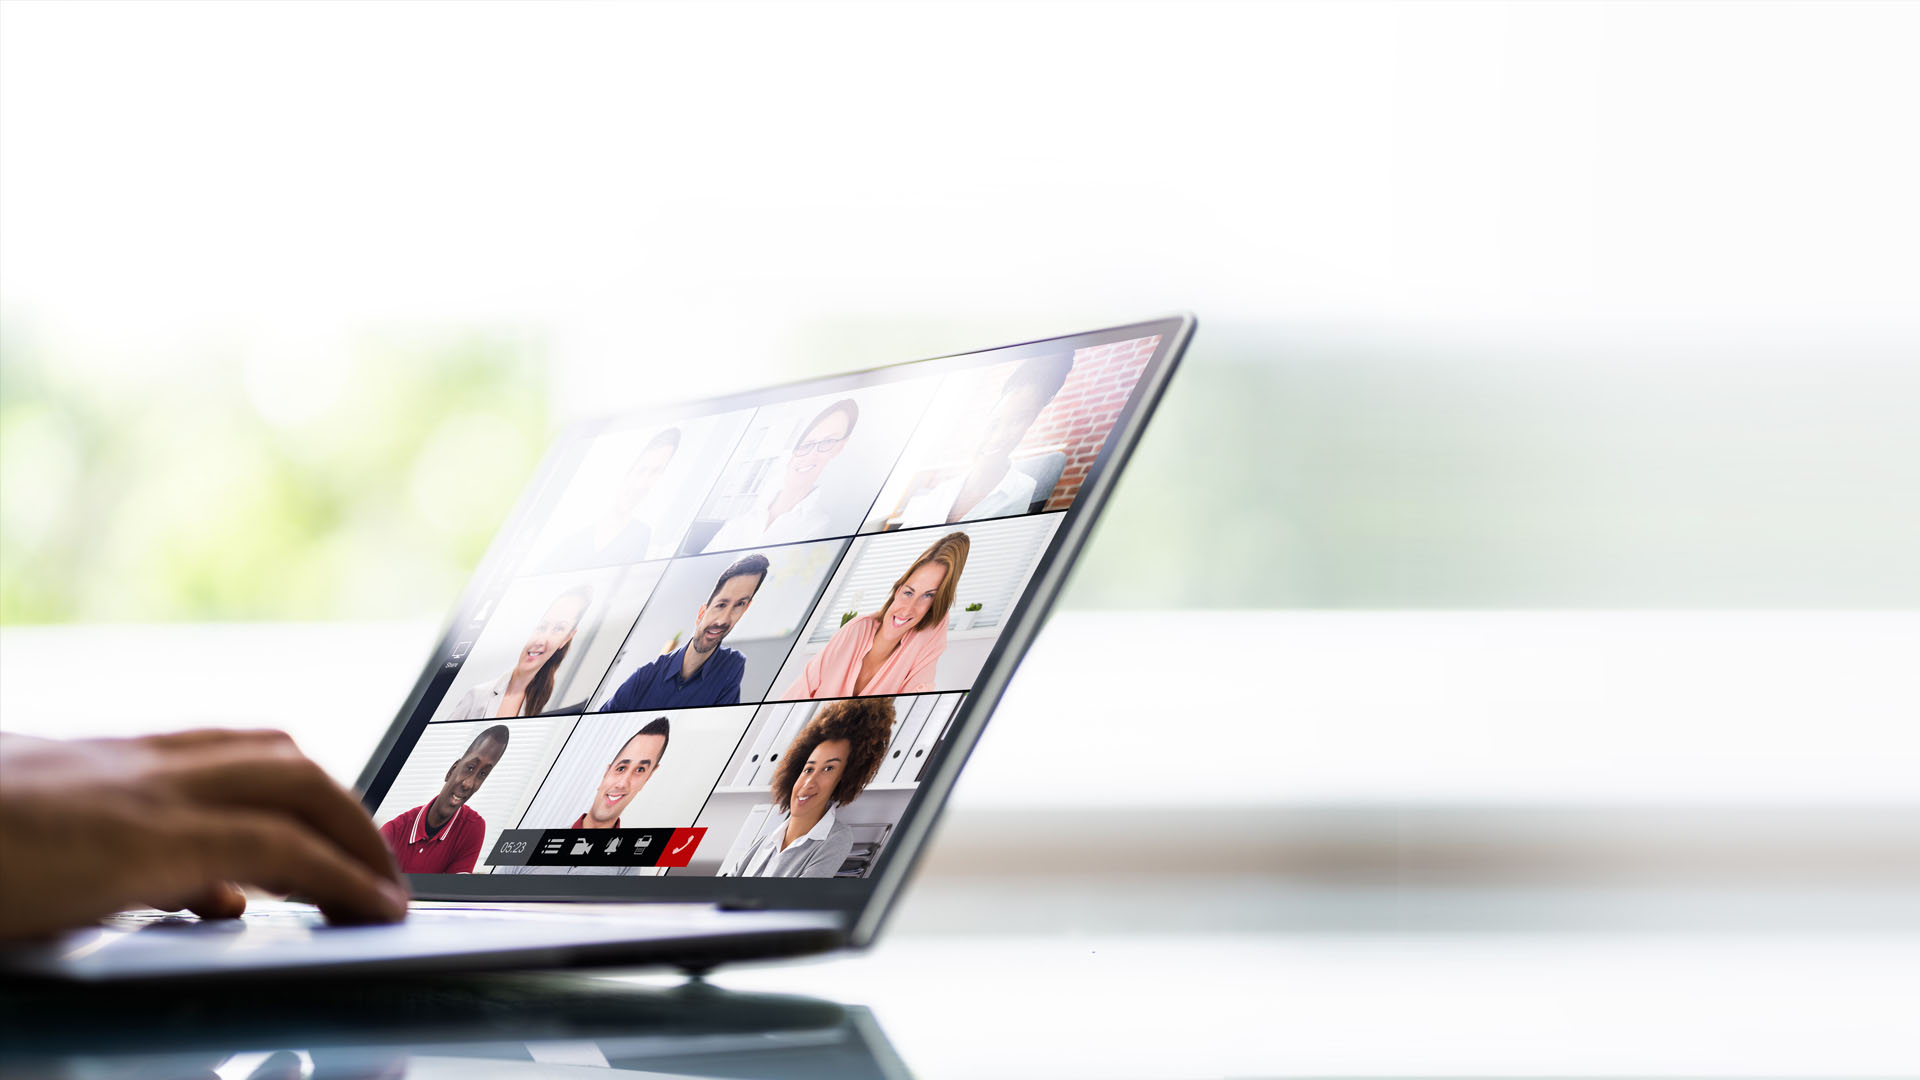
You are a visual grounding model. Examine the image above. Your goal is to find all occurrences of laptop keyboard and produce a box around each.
[103,900,723,932]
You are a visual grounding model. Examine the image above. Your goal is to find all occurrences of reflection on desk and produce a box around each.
[0,973,910,1080]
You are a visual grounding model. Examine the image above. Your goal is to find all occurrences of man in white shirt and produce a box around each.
[895,353,1073,528]
[572,718,669,830]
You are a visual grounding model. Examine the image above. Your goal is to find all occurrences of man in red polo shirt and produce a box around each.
[574,717,669,830]
[379,724,509,874]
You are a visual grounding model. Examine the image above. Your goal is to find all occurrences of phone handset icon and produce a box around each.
[656,826,704,867]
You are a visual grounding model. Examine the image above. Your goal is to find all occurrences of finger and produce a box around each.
[185,881,249,920]
[144,727,297,753]
[141,881,248,920]
[164,744,402,885]
[172,807,408,926]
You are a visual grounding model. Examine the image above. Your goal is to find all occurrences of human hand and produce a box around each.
[0,729,408,940]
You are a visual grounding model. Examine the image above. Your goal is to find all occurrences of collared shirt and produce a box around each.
[703,471,832,552]
[719,805,854,879]
[379,802,487,874]
[535,518,655,573]
[599,643,745,712]
[443,671,514,721]
[571,813,619,829]
[783,614,946,699]
[896,465,1038,527]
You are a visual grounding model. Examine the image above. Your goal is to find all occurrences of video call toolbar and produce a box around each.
[489,827,708,869]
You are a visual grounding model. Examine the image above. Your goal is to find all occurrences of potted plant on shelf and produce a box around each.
[840,610,860,627]
[959,602,984,631]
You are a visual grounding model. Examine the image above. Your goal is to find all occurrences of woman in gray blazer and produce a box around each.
[719,697,894,878]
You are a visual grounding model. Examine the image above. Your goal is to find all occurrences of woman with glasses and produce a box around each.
[703,398,859,552]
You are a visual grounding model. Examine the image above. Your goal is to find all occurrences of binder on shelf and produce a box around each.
[752,701,816,787]
[732,704,790,788]
[904,696,958,784]
[717,802,773,876]
[880,696,934,784]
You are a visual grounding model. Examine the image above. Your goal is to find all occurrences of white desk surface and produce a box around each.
[3,613,1916,1077]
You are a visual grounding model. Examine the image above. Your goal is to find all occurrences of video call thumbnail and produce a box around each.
[432,562,666,723]
[372,716,572,875]
[861,335,1160,531]
[584,539,846,712]
[495,707,756,877]
[681,380,935,555]
[769,515,1062,700]
[523,410,754,572]
[681,693,964,878]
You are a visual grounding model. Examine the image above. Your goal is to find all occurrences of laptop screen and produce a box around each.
[356,318,1188,893]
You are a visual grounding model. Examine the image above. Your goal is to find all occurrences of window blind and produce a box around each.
[804,515,1061,645]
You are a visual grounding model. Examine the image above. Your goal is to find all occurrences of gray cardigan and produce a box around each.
[720,805,853,878]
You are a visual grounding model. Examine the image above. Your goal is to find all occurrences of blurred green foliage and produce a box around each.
[5,317,1916,624]
[0,324,548,622]
[1062,326,1920,609]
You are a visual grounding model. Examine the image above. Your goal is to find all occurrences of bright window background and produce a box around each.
[3,2,1917,817]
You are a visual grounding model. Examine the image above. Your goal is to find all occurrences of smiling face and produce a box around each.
[611,443,676,517]
[588,732,666,826]
[790,737,850,822]
[784,411,851,491]
[975,384,1051,462]
[515,594,587,675]
[878,561,947,642]
[433,737,506,823]
[691,571,760,655]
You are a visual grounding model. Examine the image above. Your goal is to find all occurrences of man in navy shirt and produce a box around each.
[600,553,769,712]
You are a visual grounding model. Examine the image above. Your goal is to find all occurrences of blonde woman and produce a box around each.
[783,532,968,699]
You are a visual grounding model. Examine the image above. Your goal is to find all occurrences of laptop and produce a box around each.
[2,314,1195,982]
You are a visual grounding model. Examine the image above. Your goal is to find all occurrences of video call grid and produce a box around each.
[378,690,967,879]
[425,511,1061,726]
[385,504,1063,877]
[375,332,1161,875]
[492,330,1159,579]
[432,333,1158,726]
[429,349,1150,724]
[395,506,1051,876]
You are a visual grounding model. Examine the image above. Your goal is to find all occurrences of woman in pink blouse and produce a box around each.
[785,531,970,699]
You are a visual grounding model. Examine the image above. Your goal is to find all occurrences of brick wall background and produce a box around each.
[1017,334,1161,511]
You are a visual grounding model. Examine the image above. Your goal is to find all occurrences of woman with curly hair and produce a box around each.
[720,697,896,878]
[783,531,969,699]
